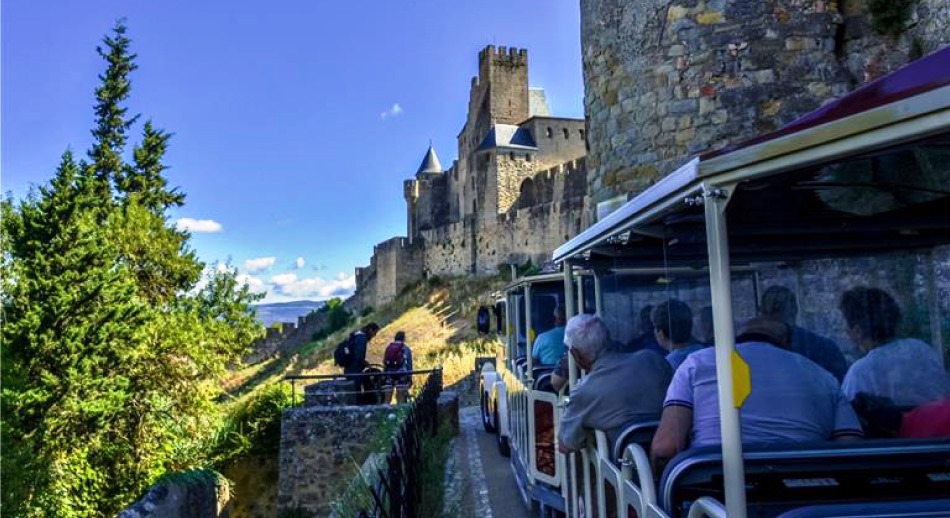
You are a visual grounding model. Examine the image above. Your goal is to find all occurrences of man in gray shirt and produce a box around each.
[558,314,672,452]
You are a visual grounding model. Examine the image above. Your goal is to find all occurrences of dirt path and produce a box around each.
[452,406,532,518]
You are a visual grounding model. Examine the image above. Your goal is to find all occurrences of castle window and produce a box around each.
[546,127,553,138]
[579,129,585,139]
[526,154,532,162]
[563,128,570,139]
[509,152,515,161]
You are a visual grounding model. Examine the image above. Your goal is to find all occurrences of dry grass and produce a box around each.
[225,274,507,403]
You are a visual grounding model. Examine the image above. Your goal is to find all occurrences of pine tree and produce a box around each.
[87,20,139,200]
[116,121,186,212]
[2,22,263,517]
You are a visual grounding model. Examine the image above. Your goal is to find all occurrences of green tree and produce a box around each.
[87,20,138,201]
[1,21,263,517]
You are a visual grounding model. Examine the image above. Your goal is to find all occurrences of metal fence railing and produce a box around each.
[358,368,443,518]
[283,368,443,407]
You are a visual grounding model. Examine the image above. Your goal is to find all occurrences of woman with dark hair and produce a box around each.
[839,287,950,407]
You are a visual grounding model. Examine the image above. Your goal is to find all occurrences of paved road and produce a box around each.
[456,406,533,518]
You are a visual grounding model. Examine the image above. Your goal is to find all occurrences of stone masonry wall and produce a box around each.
[278,405,394,517]
[598,246,950,364]
[581,0,852,210]
[245,310,329,365]
[421,196,585,276]
[580,0,949,214]
[841,0,950,84]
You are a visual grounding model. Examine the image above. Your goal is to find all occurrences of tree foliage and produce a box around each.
[1,21,263,517]
[312,298,352,341]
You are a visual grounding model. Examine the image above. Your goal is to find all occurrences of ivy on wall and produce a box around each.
[867,0,916,35]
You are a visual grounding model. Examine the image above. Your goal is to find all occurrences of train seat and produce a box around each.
[660,439,950,517]
[531,365,555,380]
[534,373,555,392]
[611,419,659,464]
[777,498,950,517]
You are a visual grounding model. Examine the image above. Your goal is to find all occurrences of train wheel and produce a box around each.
[495,408,511,457]
[480,384,496,433]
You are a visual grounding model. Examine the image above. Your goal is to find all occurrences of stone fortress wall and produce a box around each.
[580,0,950,214]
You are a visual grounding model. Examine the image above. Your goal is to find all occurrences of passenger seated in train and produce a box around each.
[760,286,848,381]
[839,286,950,407]
[653,299,704,370]
[622,305,667,356]
[558,314,672,453]
[852,393,950,438]
[696,306,715,346]
[532,305,567,366]
[651,317,863,468]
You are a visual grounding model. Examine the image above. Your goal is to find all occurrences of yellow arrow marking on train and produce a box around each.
[732,349,751,408]
[528,328,536,344]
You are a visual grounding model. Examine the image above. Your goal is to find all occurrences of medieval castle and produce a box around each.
[352,0,948,310]
[352,46,590,309]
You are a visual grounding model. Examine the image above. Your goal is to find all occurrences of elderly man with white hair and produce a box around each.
[558,314,672,453]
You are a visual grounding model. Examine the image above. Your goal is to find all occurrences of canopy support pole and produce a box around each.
[593,272,604,317]
[525,283,534,378]
[703,183,747,518]
[563,261,578,390]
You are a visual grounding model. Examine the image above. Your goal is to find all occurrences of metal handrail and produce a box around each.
[283,368,442,380]
[686,497,727,518]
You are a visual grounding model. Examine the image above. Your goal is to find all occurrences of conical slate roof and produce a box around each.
[416,145,443,174]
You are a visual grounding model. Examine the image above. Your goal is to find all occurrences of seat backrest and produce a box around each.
[611,420,659,463]
[532,365,555,380]
[660,439,950,517]
[777,498,950,517]
[534,373,555,392]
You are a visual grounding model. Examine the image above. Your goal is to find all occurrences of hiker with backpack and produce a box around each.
[334,323,381,402]
[382,331,414,404]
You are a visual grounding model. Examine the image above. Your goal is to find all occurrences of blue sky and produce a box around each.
[2,1,584,303]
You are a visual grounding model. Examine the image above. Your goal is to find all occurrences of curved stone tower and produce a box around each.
[581,0,950,213]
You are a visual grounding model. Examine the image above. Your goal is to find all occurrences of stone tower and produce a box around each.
[404,145,445,243]
[580,0,950,218]
[456,46,531,219]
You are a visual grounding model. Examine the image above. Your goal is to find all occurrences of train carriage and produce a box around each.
[552,47,950,517]
[484,46,950,518]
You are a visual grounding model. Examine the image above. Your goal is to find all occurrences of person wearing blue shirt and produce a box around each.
[761,286,849,381]
[653,299,704,370]
[532,306,567,366]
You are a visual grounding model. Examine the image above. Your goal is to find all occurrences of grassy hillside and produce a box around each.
[216,275,506,517]
[224,274,506,400]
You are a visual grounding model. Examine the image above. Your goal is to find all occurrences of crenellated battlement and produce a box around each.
[478,45,528,67]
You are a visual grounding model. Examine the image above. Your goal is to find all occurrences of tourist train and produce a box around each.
[479,48,950,517]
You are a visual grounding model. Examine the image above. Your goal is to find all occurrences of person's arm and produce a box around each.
[651,406,693,471]
[557,385,590,452]
[531,333,542,360]
[651,355,696,473]
[832,384,865,441]
[551,353,569,392]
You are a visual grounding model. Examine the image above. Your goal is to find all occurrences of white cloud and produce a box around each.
[175,218,223,233]
[267,271,356,300]
[244,256,277,273]
[294,257,305,269]
[236,273,268,294]
[380,103,404,119]
[269,272,298,286]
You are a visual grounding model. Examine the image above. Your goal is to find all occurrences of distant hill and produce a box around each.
[252,300,325,327]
